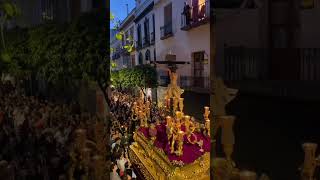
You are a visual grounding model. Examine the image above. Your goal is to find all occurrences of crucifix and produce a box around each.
[152,54,190,113]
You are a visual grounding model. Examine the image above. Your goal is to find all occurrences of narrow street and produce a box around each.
[225,92,320,180]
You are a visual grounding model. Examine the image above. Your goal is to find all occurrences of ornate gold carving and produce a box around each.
[130,131,210,180]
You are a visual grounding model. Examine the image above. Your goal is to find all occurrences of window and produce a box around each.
[137,24,142,46]
[152,14,155,33]
[130,27,134,40]
[145,50,151,61]
[144,18,150,41]
[164,3,172,26]
[161,3,173,39]
[139,53,143,64]
[125,31,129,45]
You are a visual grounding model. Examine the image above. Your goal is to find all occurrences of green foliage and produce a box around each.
[2,10,109,98]
[116,32,123,41]
[0,28,26,77]
[0,0,20,19]
[110,12,115,21]
[111,64,158,90]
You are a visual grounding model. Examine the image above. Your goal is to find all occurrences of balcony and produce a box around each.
[181,0,210,31]
[160,22,173,40]
[143,36,150,48]
[150,32,155,45]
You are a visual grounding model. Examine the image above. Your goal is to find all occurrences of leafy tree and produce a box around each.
[0,0,20,76]
[0,0,20,50]
[111,64,158,98]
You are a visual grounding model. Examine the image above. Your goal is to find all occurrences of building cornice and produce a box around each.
[134,1,154,23]
[119,8,136,30]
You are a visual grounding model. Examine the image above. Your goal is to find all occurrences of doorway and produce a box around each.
[193,51,205,87]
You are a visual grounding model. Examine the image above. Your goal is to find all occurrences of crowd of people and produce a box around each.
[0,80,95,180]
[109,90,162,180]
[0,80,164,180]
[109,91,138,180]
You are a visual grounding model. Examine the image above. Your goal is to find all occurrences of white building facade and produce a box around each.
[134,0,156,66]
[153,0,210,91]
[118,9,136,69]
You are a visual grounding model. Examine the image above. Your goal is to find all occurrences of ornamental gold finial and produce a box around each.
[301,143,320,180]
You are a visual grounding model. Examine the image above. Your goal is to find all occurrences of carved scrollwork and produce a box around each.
[130,131,210,180]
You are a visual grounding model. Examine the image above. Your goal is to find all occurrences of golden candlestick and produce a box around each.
[166,98,171,110]
[301,143,318,180]
[166,116,172,126]
[204,106,210,120]
[176,130,185,156]
[166,116,174,143]
[175,111,182,121]
[173,97,178,112]
[184,115,191,133]
[147,107,151,119]
[175,117,182,132]
[205,119,210,136]
[179,98,184,113]
[138,110,144,127]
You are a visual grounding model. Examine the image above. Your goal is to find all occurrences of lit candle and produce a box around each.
[178,130,184,139]
[179,98,184,112]
[175,111,182,119]
[204,106,209,115]
[167,98,171,108]
[166,116,172,126]
[183,115,189,132]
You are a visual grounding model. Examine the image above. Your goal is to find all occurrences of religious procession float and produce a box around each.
[128,70,210,180]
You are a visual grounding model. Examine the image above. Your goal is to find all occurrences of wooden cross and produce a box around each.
[151,54,190,72]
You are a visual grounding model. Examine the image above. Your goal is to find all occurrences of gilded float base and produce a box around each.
[128,132,210,180]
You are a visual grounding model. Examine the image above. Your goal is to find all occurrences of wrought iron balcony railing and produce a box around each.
[160,22,173,40]
[181,0,210,31]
